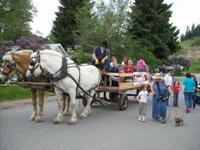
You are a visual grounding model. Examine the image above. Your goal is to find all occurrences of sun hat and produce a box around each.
[152,73,163,80]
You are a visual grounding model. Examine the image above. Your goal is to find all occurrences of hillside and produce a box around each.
[179,36,200,59]
[178,36,200,74]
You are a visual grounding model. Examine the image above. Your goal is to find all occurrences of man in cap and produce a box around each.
[91,41,110,71]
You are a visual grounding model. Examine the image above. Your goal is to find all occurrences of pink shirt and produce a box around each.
[137,59,145,70]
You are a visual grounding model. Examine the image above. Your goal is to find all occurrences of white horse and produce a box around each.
[26,50,101,125]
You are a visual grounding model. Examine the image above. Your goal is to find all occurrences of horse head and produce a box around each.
[26,49,72,81]
[1,50,33,82]
[1,51,18,83]
[26,50,44,81]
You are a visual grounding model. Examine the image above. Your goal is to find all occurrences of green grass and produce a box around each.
[179,36,200,53]
[0,85,54,102]
[188,59,200,74]
[177,36,200,55]
[0,86,31,102]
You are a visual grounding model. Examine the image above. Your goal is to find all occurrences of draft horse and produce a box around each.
[26,50,101,125]
[0,50,68,122]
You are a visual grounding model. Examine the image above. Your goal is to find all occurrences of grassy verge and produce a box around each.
[0,85,54,102]
[0,86,31,102]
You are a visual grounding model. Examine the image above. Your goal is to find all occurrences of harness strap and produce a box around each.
[75,65,81,94]
[59,72,95,98]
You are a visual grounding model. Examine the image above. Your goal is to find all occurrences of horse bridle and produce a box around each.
[28,50,48,78]
[1,53,16,76]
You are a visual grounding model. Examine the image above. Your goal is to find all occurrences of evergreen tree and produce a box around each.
[51,0,84,49]
[74,0,96,50]
[0,0,35,43]
[127,0,179,59]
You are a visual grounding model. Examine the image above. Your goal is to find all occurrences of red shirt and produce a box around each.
[173,85,180,94]
[124,64,134,73]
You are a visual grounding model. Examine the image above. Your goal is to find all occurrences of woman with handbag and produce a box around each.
[151,73,169,123]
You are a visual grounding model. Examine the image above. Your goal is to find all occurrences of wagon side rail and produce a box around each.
[96,72,150,92]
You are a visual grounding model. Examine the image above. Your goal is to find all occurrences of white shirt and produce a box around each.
[137,91,148,103]
[164,73,173,87]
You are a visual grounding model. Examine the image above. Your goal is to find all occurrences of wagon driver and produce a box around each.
[90,41,110,71]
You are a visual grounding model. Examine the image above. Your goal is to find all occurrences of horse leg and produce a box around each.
[54,88,64,124]
[63,95,71,116]
[68,90,77,125]
[35,90,45,123]
[80,90,94,119]
[29,89,37,121]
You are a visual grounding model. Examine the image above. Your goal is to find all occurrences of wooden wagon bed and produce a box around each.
[9,72,150,111]
[93,72,150,110]
[96,72,150,93]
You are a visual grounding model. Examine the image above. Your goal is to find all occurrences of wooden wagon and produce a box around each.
[82,72,150,111]
[12,72,150,111]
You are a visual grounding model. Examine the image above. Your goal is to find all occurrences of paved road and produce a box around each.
[0,77,200,150]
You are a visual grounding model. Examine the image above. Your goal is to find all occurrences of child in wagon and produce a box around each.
[110,56,120,86]
[136,85,152,122]
[124,59,134,73]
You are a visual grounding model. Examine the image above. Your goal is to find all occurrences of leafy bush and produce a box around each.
[67,45,91,64]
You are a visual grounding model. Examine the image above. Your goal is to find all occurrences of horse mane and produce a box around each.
[3,50,33,61]
[40,49,63,57]
[15,50,33,55]
[30,49,75,64]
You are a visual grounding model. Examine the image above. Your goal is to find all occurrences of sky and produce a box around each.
[30,0,200,37]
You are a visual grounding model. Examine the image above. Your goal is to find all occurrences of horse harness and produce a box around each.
[1,53,25,81]
[2,54,16,75]
[29,50,96,98]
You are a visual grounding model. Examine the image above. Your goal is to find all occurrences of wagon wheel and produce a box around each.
[82,94,96,107]
[118,94,128,111]
[109,92,118,101]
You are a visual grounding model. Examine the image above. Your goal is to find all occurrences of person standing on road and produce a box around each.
[164,69,173,106]
[192,75,198,109]
[173,80,180,107]
[183,73,195,113]
[136,85,151,122]
[151,73,169,123]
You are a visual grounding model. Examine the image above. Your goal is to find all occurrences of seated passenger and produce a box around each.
[124,59,134,82]
[136,57,148,72]
[110,56,119,86]
[124,59,134,73]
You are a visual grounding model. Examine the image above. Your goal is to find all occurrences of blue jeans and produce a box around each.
[152,98,160,119]
[90,58,110,70]
[173,93,179,106]
[184,92,193,109]
[159,100,167,119]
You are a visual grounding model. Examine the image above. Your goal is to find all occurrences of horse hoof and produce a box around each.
[68,118,77,125]
[35,117,44,123]
[80,113,87,119]
[54,119,61,124]
[54,117,63,124]
[29,116,36,121]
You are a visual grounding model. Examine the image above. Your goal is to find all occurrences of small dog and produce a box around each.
[174,117,184,126]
